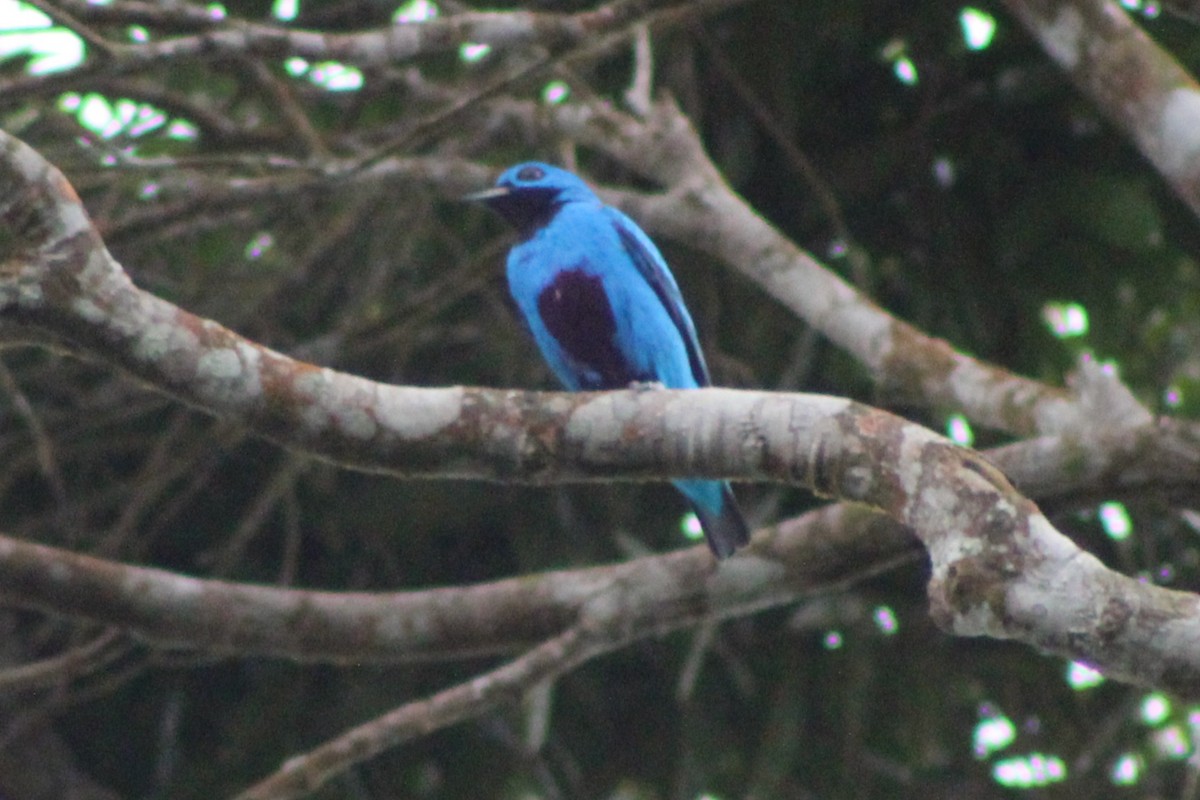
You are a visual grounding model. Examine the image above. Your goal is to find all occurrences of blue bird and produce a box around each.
[468,162,750,559]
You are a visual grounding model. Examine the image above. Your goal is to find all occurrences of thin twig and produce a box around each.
[232,621,608,800]
[0,629,127,693]
[352,0,749,169]
[22,0,120,59]
[0,357,67,510]
[206,454,309,575]
[692,24,857,260]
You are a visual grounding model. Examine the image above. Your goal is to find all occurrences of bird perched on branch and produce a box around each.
[468,162,750,559]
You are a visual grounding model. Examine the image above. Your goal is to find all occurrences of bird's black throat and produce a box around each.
[484,187,564,240]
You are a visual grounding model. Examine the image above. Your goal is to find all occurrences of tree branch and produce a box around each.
[1003,0,1200,219]
[0,0,743,102]
[233,621,605,800]
[0,507,917,663]
[485,95,1136,438]
[2,127,1200,698]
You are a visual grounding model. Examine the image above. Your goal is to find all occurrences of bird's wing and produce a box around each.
[606,210,712,386]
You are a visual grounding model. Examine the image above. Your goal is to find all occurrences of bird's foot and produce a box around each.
[628,380,666,393]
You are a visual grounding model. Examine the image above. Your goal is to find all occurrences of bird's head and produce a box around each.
[465,162,597,235]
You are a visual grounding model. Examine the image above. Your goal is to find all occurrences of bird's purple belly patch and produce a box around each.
[536,268,633,389]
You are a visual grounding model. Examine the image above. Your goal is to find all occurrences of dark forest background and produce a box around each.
[2,0,1198,797]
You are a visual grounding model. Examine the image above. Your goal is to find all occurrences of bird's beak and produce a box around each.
[462,186,511,203]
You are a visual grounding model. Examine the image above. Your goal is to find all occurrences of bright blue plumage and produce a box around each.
[470,162,750,559]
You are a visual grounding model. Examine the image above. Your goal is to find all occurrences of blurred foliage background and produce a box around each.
[2,0,1200,797]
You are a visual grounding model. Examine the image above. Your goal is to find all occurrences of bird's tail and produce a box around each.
[673,479,751,560]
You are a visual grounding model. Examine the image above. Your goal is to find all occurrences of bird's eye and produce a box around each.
[516,165,545,182]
